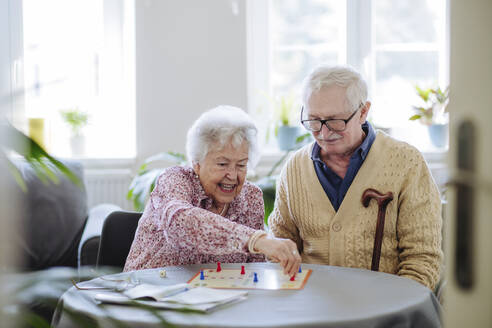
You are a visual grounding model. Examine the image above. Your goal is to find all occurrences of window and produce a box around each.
[247,0,448,152]
[19,0,135,158]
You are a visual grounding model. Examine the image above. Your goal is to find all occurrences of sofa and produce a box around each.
[9,158,122,324]
[14,158,120,272]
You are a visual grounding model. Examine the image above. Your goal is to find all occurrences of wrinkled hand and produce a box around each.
[254,235,301,276]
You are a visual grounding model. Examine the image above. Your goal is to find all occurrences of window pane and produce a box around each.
[376,51,438,83]
[372,51,439,127]
[374,0,443,44]
[271,0,345,97]
[22,0,135,158]
[272,0,343,46]
[272,50,337,96]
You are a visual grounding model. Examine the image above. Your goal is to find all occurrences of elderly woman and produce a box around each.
[124,106,300,275]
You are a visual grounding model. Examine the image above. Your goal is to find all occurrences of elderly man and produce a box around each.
[268,65,443,290]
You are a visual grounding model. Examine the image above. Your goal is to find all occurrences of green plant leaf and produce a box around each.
[3,121,83,189]
[295,132,311,144]
[60,108,89,135]
[144,152,187,166]
[415,85,431,102]
[127,168,165,211]
[255,175,277,225]
[5,156,27,192]
[262,92,300,143]
[128,151,188,211]
[411,85,449,124]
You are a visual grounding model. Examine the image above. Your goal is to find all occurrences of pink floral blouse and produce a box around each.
[124,166,265,271]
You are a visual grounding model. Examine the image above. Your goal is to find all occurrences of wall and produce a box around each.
[135,0,248,163]
[0,0,21,326]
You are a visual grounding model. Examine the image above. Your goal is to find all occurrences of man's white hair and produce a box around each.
[302,65,368,112]
[186,105,259,167]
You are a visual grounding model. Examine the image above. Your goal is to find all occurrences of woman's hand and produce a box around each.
[254,235,301,277]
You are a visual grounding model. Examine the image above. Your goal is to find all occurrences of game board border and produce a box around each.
[187,268,312,290]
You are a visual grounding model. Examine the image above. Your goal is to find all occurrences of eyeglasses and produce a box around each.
[300,104,362,132]
[71,274,140,292]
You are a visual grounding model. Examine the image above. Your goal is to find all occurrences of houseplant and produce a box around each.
[60,108,89,157]
[127,152,187,211]
[269,94,302,151]
[409,85,449,148]
[2,120,82,191]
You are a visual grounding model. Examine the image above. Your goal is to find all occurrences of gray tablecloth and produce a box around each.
[53,263,441,328]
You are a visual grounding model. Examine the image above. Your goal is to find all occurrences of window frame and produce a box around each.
[247,0,449,153]
[13,0,136,159]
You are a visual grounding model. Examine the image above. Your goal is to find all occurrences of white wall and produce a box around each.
[0,0,12,117]
[0,1,21,325]
[135,0,248,162]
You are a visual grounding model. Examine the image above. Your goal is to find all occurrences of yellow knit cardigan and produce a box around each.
[268,132,443,290]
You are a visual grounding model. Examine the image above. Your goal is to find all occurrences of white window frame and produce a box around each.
[247,0,449,152]
[247,0,448,184]
[11,0,136,160]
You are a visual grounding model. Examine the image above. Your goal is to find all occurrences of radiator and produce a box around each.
[84,169,134,211]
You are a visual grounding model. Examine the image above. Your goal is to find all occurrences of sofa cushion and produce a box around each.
[14,159,88,270]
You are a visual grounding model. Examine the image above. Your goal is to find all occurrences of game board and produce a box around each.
[187,265,312,290]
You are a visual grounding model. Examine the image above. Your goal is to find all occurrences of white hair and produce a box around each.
[302,65,368,112]
[186,105,260,168]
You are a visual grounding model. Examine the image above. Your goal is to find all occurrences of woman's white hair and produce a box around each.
[302,65,368,112]
[186,105,260,168]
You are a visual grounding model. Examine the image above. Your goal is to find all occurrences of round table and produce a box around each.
[53,263,441,328]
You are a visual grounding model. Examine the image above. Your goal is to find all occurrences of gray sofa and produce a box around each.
[10,158,121,324]
[14,158,120,271]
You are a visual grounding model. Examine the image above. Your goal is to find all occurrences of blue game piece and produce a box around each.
[200,270,205,280]
[253,272,258,283]
[299,265,302,273]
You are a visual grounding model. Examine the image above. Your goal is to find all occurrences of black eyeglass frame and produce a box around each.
[300,104,363,132]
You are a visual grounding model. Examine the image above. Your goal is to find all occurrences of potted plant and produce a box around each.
[60,108,89,157]
[409,85,449,148]
[269,94,302,151]
[127,152,187,211]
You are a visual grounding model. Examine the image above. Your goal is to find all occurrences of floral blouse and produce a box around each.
[124,166,265,271]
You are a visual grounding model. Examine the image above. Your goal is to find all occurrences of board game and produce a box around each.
[187,264,311,290]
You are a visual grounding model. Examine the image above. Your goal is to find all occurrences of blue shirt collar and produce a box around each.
[311,121,375,162]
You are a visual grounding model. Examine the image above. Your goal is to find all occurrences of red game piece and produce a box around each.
[216,262,222,272]
[290,274,296,281]
[240,265,245,275]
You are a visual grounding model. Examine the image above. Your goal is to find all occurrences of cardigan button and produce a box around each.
[332,222,341,232]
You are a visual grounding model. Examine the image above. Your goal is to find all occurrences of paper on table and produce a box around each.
[94,286,248,313]
[94,293,230,312]
[123,283,189,301]
[162,287,248,305]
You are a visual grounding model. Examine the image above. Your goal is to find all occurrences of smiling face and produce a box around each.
[306,85,369,157]
[193,139,249,208]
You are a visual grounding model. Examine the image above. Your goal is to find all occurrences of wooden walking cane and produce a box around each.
[362,188,394,271]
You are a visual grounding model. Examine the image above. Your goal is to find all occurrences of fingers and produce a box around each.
[257,237,301,276]
[253,236,302,276]
[283,244,301,276]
